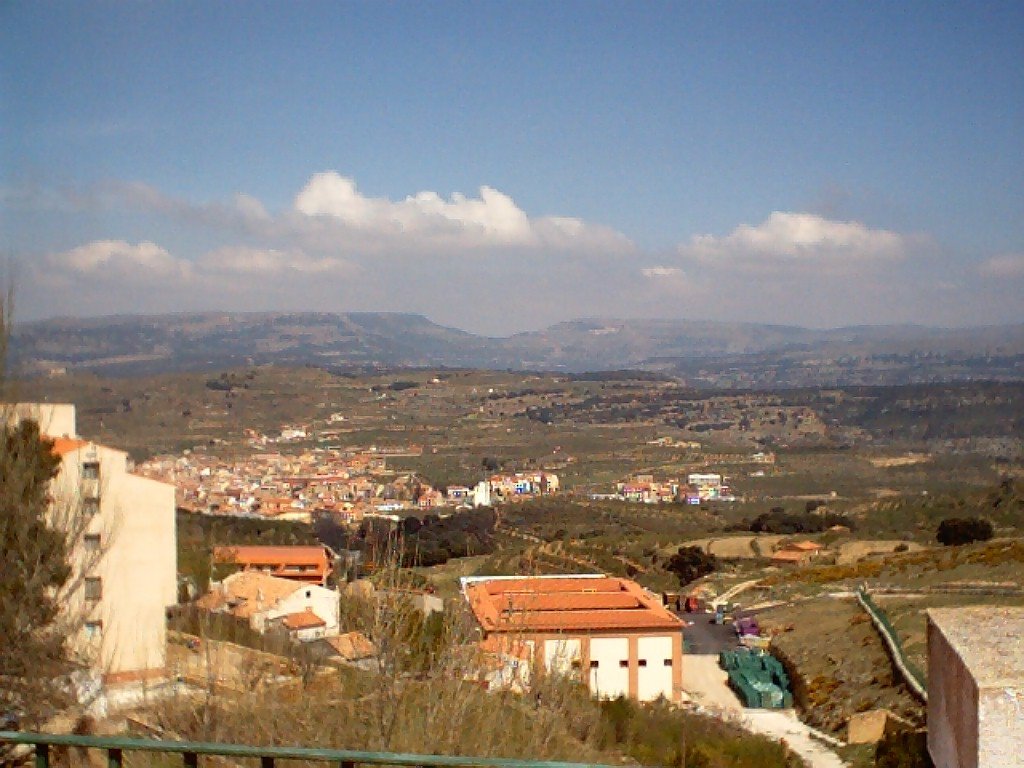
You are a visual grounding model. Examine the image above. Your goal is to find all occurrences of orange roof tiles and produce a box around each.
[213,545,331,583]
[281,609,326,630]
[481,576,624,595]
[500,592,644,612]
[323,631,376,661]
[213,545,328,565]
[465,576,682,634]
[196,571,300,619]
[771,550,810,563]
[51,438,89,457]
[789,540,824,551]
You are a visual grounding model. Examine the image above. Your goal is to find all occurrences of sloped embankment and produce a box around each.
[757,596,925,736]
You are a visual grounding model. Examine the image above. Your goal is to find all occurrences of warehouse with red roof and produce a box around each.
[462,574,684,702]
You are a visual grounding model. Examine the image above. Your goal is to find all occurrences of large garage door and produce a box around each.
[544,638,581,676]
[637,636,674,701]
[589,637,629,699]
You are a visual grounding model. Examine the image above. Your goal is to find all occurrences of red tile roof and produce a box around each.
[771,550,810,563]
[51,438,89,457]
[213,545,328,565]
[465,576,682,633]
[282,609,326,630]
[323,631,376,661]
[789,540,824,551]
[213,545,331,583]
[195,571,300,619]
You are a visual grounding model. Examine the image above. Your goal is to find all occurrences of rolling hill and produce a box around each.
[13,312,1024,385]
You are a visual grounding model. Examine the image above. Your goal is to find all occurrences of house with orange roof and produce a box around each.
[770,549,814,566]
[198,570,339,638]
[213,544,333,585]
[417,488,444,509]
[462,574,684,702]
[277,608,328,641]
[789,540,825,553]
[770,539,826,566]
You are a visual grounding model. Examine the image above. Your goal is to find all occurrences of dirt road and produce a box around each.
[681,654,743,711]
[682,654,847,768]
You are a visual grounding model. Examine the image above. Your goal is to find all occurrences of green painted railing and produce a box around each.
[0,732,626,768]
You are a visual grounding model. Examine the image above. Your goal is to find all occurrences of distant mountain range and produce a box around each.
[13,312,1024,387]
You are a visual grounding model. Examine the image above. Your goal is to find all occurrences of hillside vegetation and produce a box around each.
[16,311,1024,384]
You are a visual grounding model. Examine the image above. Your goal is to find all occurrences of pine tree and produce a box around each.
[0,418,71,728]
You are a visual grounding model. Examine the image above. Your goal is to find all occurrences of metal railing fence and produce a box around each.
[0,731,630,768]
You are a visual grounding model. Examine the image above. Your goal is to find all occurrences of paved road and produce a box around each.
[681,613,738,654]
[682,654,848,768]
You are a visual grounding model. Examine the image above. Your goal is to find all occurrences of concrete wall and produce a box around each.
[977,688,1024,768]
[9,402,77,437]
[525,630,682,702]
[928,617,980,768]
[928,610,1024,768]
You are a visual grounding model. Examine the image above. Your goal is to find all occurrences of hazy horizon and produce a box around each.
[16,307,1024,340]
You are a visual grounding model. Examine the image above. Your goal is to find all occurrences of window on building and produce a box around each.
[589,660,599,669]
[619,660,629,668]
[85,577,102,600]
[83,498,100,516]
[664,659,673,667]
[638,659,648,667]
[84,534,101,552]
[84,621,102,639]
[82,462,100,480]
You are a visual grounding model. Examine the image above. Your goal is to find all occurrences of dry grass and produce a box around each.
[757,597,925,736]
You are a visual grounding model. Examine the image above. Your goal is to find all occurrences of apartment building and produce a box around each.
[13,403,177,686]
[462,574,684,702]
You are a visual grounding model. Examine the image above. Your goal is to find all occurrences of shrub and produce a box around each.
[747,507,855,535]
[875,729,934,768]
[936,517,994,546]
[664,546,717,587]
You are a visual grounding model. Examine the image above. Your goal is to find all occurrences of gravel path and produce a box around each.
[743,711,847,768]
[682,654,847,768]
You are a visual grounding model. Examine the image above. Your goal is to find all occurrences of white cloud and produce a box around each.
[289,172,635,253]
[45,240,353,284]
[79,172,635,256]
[978,253,1024,279]
[641,266,684,278]
[199,246,352,275]
[46,240,192,281]
[679,212,910,267]
[293,172,532,244]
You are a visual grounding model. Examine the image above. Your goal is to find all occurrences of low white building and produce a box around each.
[471,480,491,507]
[463,574,684,702]
[199,571,340,640]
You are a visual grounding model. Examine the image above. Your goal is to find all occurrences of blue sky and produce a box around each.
[3,2,1022,333]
